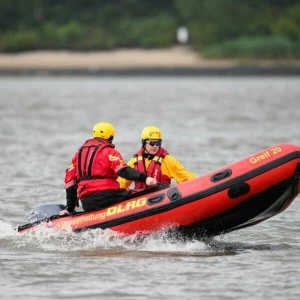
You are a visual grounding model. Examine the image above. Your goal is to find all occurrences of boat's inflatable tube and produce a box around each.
[17,143,300,239]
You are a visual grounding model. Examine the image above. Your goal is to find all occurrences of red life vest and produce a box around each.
[133,147,170,189]
[77,139,115,181]
[76,138,119,198]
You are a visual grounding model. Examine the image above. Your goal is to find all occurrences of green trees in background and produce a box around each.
[0,0,299,58]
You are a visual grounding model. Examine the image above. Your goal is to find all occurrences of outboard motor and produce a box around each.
[27,204,65,223]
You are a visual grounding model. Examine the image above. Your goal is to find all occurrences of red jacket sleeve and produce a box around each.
[64,152,77,190]
[106,148,128,174]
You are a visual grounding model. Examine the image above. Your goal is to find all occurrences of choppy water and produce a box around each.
[0,76,300,300]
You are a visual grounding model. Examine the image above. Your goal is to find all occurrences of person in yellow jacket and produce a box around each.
[118,126,197,190]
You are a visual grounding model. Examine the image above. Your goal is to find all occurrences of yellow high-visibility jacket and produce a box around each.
[118,154,197,189]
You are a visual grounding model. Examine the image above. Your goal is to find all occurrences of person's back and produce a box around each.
[118,125,197,190]
[59,122,157,216]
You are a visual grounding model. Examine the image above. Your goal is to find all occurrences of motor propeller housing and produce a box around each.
[27,204,65,223]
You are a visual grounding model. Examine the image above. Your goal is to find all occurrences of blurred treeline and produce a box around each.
[1,0,300,59]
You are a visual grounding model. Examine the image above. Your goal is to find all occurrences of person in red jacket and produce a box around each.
[59,122,157,216]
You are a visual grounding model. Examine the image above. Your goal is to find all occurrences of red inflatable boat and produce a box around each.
[18,143,300,239]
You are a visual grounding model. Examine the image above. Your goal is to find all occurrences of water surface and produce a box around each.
[0,76,299,300]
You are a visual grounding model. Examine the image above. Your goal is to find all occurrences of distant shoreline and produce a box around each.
[1,66,300,76]
[1,47,300,76]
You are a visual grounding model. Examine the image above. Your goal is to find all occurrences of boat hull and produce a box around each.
[18,143,300,239]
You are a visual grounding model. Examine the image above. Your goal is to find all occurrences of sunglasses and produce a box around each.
[146,140,162,147]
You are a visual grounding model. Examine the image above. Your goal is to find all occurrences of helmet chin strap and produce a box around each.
[143,148,150,155]
[143,146,160,160]
[142,150,155,160]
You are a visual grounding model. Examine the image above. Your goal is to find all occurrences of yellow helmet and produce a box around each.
[141,126,162,141]
[93,122,115,141]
